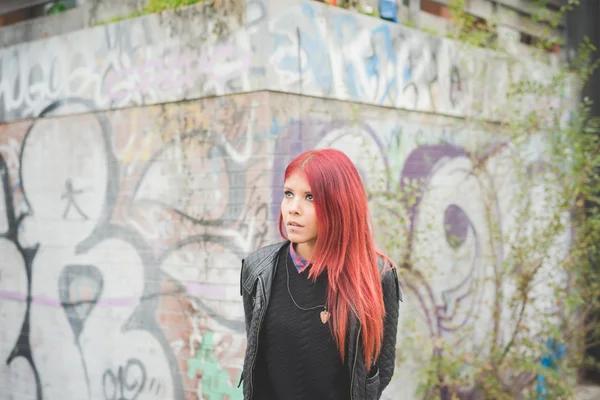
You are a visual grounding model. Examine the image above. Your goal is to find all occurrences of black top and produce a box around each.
[253,245,350,400]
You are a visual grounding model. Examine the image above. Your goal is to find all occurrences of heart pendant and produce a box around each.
[320,310,330,324]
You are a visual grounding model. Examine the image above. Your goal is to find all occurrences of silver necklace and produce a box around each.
[286,254,330,324]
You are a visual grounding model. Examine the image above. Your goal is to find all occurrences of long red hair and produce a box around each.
[278,148,389,370]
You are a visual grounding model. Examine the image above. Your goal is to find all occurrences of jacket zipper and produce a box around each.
[350,326,361,400]
[249,277,267,399]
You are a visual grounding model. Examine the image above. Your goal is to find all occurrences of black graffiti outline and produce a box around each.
[18,98,121,251]
[8,98,186,399]
[246,0,267,29]
[148,377,162,396]
[157,233,248,333]
[449,65,463,109]
[61,178,89,220]
[3,94,273,399]
[58,264,104,340]
[0,152,43,400]
[130,131,248,227]
[14,98,119,400]
[59,263,104,399]
[102,358,147,400]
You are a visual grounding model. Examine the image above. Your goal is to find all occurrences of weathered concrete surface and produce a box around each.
[0,6,87,48]
[0,90,571,399]
[0,1,575,399]
[0,0,149,48]
[0,0,559,123]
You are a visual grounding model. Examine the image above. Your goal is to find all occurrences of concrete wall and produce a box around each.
[0,1,569,399]
[0,6,87,48]
[0,92,568,399]
[0,0,557,123]
[0,0,269,122]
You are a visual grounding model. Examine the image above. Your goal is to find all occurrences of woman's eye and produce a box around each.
[306,194,313,201]
[284,191,293,198]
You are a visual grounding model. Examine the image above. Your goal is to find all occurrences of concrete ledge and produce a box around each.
[0,0,155,48]
[0,6,87,48]
[0,0,267,122]
[0,0,561,124]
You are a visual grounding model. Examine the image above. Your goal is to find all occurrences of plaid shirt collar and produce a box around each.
[289,243,309,273]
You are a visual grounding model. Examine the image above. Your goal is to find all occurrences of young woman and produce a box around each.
[239,148,402,400]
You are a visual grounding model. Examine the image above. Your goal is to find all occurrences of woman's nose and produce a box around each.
[288,199,300,214]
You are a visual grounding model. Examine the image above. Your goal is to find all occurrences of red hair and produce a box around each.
[278,148,389,370]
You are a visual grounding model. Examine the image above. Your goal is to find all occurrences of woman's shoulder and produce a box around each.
[376,254,402,302]
[241,241,288,281]
[245,241,288,266]
[376,254,394,275]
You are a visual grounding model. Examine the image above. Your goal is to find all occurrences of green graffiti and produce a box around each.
[187,332,243,400]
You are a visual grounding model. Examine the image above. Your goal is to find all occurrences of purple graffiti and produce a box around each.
[270,118,389,224]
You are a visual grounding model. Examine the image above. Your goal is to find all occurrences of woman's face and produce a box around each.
[281,171,319,254]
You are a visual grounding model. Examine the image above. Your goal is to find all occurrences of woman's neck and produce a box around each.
[293,241,314,261]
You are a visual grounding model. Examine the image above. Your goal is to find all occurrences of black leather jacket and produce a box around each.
[238,241,402,400]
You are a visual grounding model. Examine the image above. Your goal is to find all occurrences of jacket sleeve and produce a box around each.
[240,259,254,336]
[377,266,401,398]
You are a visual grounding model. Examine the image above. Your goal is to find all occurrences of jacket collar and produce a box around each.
[242,241,289,294]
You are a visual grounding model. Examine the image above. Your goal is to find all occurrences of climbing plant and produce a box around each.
[47,1,68,15]
[365,1,600,399]
[95,0,246,32]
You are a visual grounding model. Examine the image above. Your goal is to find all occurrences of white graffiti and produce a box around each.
[0,8,258,122]
[268,3,472,116]
[10,101,175,399]
[0,95,272,398]
[268,2,561,121]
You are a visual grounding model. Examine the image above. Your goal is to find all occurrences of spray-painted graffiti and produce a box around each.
[269,97,569,399]
[103,43,252,102]
[0,94,271,399]
[102,358,147,400]
[187,332,243,400]
[0,0,561,125]
[0,3,264,122]
[268,2,493,117]
[0,85,567,399]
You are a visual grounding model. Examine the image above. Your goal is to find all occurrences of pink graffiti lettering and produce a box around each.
[104,44,252,100]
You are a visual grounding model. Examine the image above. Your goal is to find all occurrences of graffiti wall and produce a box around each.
[0,91,568,399]
[269,93,570,398]
[0,0,269,122]
[0,1,568,399]
[268,0,491,117]
[0,0,554,124]
[0,94,272,400]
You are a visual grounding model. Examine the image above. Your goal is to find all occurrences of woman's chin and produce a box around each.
[287,234,302,243]
[287,232,310,243]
